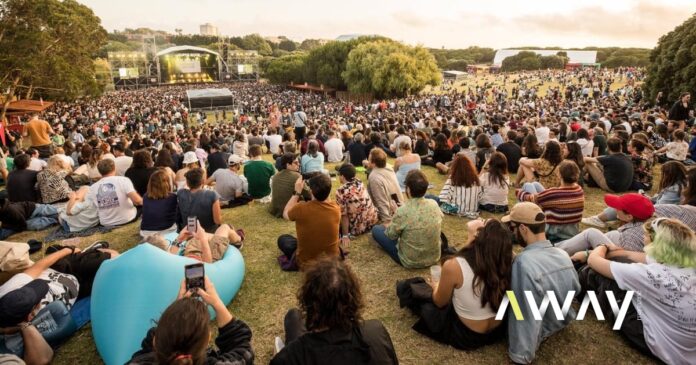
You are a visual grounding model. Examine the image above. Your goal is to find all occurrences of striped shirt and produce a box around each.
[438,179,484,217]
[517,185,584,225]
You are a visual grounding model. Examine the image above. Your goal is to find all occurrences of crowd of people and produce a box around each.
[0,66,695,364]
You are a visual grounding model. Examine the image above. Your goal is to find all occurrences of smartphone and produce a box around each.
[185,263,205,291]
[187,216,197,234]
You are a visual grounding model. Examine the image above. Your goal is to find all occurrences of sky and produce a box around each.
[78,0,696,49]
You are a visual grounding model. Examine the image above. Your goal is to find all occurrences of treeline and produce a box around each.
[265,37,441,98]
[501,51,568,72]
[428,47,496,71]
[509,46,650,68]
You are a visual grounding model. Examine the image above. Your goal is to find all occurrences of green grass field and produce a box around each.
[11,153,659,365]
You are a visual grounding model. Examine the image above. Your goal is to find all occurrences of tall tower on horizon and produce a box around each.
[200,23,218,36]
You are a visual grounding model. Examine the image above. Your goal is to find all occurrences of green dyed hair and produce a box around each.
[645,219,696,268]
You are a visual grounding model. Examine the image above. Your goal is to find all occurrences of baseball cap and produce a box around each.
[0,279,49,327]
[502,202,546,225]
[604,193,654,221]
[182,151,198,164]
[228,155,243,165]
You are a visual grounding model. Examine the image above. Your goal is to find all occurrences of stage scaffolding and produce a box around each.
[107,36,160,90]
[224,50,260,82]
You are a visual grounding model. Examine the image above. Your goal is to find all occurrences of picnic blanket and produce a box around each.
[43,226,114,243]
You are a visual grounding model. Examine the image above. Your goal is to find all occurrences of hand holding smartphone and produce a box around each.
[185,263,205,292]
[187,216,197,234]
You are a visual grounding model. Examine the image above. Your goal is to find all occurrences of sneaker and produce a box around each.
[581,216,606,228]
[85,240,109,252]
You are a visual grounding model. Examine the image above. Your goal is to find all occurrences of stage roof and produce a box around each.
[157,45,220,57]
[6,99,55,115]
[493,49,597,66]
[186,88,233,99]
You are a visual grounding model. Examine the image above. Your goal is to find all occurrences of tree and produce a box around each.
[241,34,272,56]
[299,39,323,51]
[342,40,441,97]
[540,55,566,69]
[645,14,696,103]
[278,39,297,52]
[446,59,470,71]
[265,53,308,84]
[0,0,108,120]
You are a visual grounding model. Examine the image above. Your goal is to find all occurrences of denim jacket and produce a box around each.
[507,240,580,364]
[652,183,682,205]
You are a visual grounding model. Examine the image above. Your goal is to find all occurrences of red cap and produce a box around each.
[604,193,654,221]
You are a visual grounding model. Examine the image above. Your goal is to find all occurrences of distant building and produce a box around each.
[200,23,218,36]
[493,49,599,69]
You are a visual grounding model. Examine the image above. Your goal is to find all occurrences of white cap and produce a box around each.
[182,151,198,164]
[228,155,243,165]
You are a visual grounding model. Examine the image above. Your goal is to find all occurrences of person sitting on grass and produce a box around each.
[88,159,143,227]
[58,186,99,233]
[648,161,687,205]
[177,168,222,234]
[300,140,327,178]
[502,202,580,364]
[277,173,341,271]
[205,154,250,206]
[366,148,403,224]
[372,170,443,269]
[271,257,398,365]
[437,154,483,218]
[400,219,511,350]
[127,277,254,364]
[655,129,689,163]
[516,161,584,243]
[6,153,39,203]
[515,140,563,189]
[269,153,310,218]
[583,137,634,193]
[581,218,696,364]
[140,169,178,238]
[335,163,378,248]
[479,152,510,213]
[37,155,72,204]
[0,198,60,240]
[244,145,275,203]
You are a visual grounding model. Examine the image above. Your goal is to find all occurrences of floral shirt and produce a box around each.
[631,152,653,189]
[386,198,443,269]
[335,178,378,236]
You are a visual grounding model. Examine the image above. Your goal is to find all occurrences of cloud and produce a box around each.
[391,11,429,28]
[515,1,692,45]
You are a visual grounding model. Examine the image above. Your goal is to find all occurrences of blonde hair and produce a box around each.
[46,155,66,172]
[645,218,696,268]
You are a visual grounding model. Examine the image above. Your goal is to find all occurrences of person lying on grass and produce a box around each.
[144,220,243,263]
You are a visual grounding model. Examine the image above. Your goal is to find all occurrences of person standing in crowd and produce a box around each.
[244,145,275,202]
[372,170,443,268]
[335,163,378,246]
[22,114,54,158]
[88,159,142,227]
[583,137,634,193]
[366,148,403,224]
[127,277,254,364]
[668,92,691,128]
[277,174,341,271]
[293,105,307,141]
[272,257,398,364]
[502,202,580,364]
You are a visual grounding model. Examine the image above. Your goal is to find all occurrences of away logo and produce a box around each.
[495,290,635,330]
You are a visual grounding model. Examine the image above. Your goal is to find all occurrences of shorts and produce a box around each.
[184,235,229,262]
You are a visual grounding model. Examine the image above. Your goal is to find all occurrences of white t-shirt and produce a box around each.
[28,158,47,172]
[479,173,510,206]
[576,138,595,157]
[611,258,696,365]
[264,134,283,155]
[114,156,133,176]
[87,175,137,226]
[324,138,345,162]
[0,269,79,311]
[61,200,99,232]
